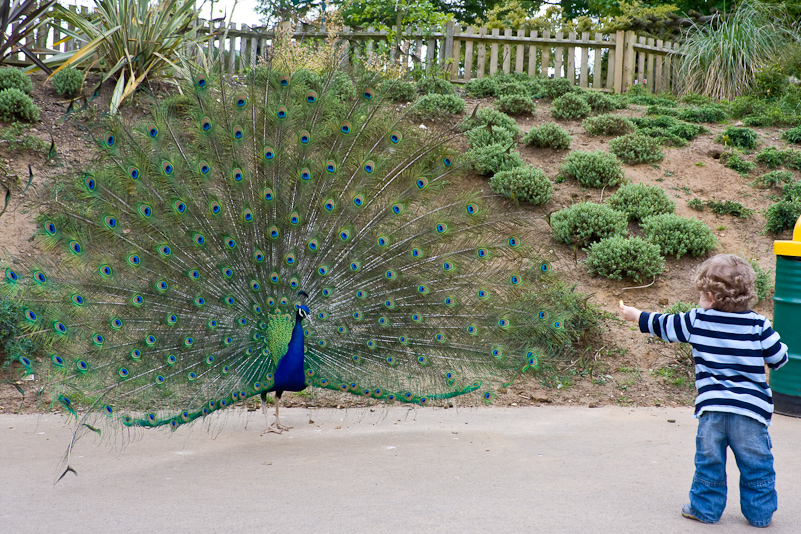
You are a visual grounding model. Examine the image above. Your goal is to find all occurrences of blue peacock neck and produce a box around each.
[271,309,307,393]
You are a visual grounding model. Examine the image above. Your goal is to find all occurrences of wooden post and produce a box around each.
[515,29,525,73]
[567,31,576,85]
[502,28,512,73]
[654,39,664,93]
[672,41,681,93]
[541,30,551,78]
[489,28,500,75]
[579,32,589,88]
[623,30,635,92]
[637,36,646,86]
[663,41,674,93]
[396,10,403,68]
[527,30,538,77]
[593,33,603,89]
[443,20,455,70]
[647,37,655,92]
[554,31,563,78]
[476,27,487,78]
[425,27,435,71]
[451,24,461,79]
[613,30,625,92]
[464,26,475,82]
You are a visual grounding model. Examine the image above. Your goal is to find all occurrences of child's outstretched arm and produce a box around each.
[620,300,694,343]
[619,301,642,322]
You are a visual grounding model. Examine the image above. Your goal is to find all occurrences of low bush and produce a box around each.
[678,105,728,123]
[754,146,786,168]
[783,180,801,202]
[630,115,708,147]
[521,122,572,150]
[416,77,456,95]
[560,150,624,187]
[681,93,714,105]
[765,200,801,233]
[752,170,794,188]
[0,67,33,94]
[640,213,717,259]
[465,125,516,149]
[51,67,83,97]
[749,259,774,303]
[646,105,681,117]
[582,114,634,136]
[716,127,759,150]
[495,80,529,97]
[706,199,753,218]
[383,79,417,102]
[542,78,575,99]
[585,235,665,283]
[496,93,535,115]
[783,125,801,144]
[551,92,591,120]
[629,94,677,107]
[412,94,466,117]
[0,88,40,122]
[490,165,553,204]
[464,76,499,97]
[606,183,676,222]
[460,107,520,136]
[550,202,628,247]
[465,142,524,176]
[688,198,705,211]
[721,151,755,176]
[584,92,617,113]
[788,150,801,171]
[608,133,664,164]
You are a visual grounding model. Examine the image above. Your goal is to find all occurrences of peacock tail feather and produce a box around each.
[1,44,580,440]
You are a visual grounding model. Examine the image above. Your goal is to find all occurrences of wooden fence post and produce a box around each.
[553,31,563,78]
[654,39,663,92]
[515,29,525,73]
[541,30,551,78]
[566,31,576,85]
[623,30,636,92]
[502,28,512,74]
[464,26,475,81]
[476,27,486,78]
[451,24,461,79]
[527,30,538,77]
[443,20,455,70]
[593,32,602,89]
[579,32,589,88]
[613,30,624,92]
[489,28,499,75]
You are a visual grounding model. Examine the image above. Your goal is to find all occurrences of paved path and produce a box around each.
[1,406,800,533]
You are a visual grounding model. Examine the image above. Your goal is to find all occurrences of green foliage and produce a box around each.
[0,67,33,94]
[560,150,624,188]
[50,66,83,97]
[749,259,774,303]
[412,94,466,117]
[608,133,665,164]
[384,79,417,102]
[585,236,665,283]
[752,170,794,188]
[465,76,500,97]
[783,125,801,144]
[784,180,801,202]
[677,105,729,123]
[628,87,676,107]
[688,198,705,211]
[706,199,754,218]
[542,77,576,99]
[582,114,634,136]
[460,107,520,136]
[521,122,572,150]
[550,202,628,247]
[663,301,697,314]
[0,88,39,122]
[551,92,591,120]
[0,122,48,153]
[416,76,456,95]
[495,93,535,115]
[465,125,516,149]
[584,92,618,113]
[490,165,553,204]
[646,105,681,117]
[640,213,717,259]
[465,142,524,176]
[717,127,759,149]
[722,151,756,176]
[631,115,709,147]
[765,200,801,233]
[754,146,787,168]
[680,93,714,106]
[606,183,676,222]
[0,297,37,369]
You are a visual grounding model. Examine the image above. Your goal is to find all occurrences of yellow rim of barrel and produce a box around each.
[774,216,801,257]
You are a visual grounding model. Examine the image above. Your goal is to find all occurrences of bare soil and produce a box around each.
[0,75,794,415]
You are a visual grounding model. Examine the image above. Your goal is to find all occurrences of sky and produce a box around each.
[66,0,268,26]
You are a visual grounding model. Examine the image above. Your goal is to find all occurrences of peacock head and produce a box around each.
[296,290,311,321]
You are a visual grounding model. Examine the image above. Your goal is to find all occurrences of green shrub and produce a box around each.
[585,235,665,282]
[490,165,553,204]
[752,170,794,188]
[608,133,664,164]
[0,122,48,153]
[465,125,516,149]
[550,202,628,246]
[706,199,753,218]
[783,180,801,202]
[754,146,786,168]
[765,200,801,233]
[416,77,455,95]
[51,67,83,97]
[412,94,465,117]
[460,107,520,136]
[0,88,39,122]
[560,150,624,187]
[496,93,535,115]
[495,80,529,97]
[606,183,676,222]
[584,92,616,113]
[465,76,499,97]
[384,79,417,102]
[521,122,572,150]
[681,93,714,105]
[787,150,801,171]
[629,94,677,107]
[582,114,634,136]
[632,115,709,146]
[465,142,524,176]
[678,105,728,123]
[542,78,575,99]
[646,105,681,117]
[722,151,755,176]
[717,126,759,149]
[0,67,33,94]
[783,125,801,144]
[551,92,591,120]
[640,213,717,259]
[688,198,705,211]
[749,259,774,303]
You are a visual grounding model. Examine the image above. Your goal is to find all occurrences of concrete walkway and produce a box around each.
[1,406,800,533]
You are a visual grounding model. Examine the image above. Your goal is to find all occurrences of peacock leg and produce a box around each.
[263,391,293,434]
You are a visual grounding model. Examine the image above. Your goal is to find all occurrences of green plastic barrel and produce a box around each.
[771,217,801,416]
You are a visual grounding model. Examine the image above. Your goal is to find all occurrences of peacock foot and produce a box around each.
[262,422,293,435]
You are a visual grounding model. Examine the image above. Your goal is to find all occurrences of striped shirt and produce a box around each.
[639,308,788,426]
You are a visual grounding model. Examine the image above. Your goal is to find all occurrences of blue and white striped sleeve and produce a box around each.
[761,317,788,370]
[638,310,694,343]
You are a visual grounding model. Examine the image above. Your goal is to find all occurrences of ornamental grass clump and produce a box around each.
[640,214,717,259]
[521,122,572,150]
[606,183,676,222]
[583,114,634,136]
[551,92,591,120]
[608,133,664,164]
[585,236,665,282]
[559,150,624,188]
[550,202,628,247]
[490,165,553,205]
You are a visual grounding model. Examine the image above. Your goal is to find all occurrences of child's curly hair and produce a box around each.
[694,254,757,312]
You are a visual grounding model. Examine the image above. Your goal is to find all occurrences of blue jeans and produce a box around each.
[688,411,777,527]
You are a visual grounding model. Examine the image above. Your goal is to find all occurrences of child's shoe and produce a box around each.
[681,504,702,522]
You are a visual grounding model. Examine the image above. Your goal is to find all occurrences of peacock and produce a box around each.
[1,40,580,477]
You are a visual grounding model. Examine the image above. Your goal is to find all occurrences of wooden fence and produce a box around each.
[15,9,682,94]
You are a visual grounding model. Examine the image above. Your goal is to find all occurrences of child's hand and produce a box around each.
[619,301,642,322]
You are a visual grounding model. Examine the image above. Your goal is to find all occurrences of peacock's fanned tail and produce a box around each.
[1,49,568,439]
